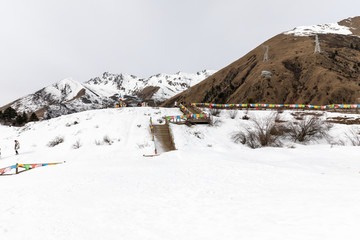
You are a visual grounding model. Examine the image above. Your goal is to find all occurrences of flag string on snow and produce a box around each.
[0,162,65,176]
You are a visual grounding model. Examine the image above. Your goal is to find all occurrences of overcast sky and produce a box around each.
[0,0,359,105]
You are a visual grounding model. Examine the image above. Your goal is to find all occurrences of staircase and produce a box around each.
[186,105,203,114]
[153,124,176,153]
[180,104,211,124]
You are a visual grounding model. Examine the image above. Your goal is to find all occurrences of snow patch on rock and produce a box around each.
[284,23,352,36]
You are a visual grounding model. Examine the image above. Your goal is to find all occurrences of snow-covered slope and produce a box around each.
[2,70,215,119]
[1,107,360,240]
[284,22,353,36]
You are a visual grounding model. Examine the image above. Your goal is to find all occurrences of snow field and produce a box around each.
[1,107,360,240]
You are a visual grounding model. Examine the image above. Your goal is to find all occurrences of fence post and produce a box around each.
[16,163,18,174]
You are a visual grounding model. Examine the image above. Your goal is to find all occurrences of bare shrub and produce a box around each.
[232,131,247,145]
[228,110,238,119]
[66,121,79,127]
[233,114,284,148]
[329,139,346,147]
[48,136,64,147]
[72,140,82,149]
[291,111,324,120]
[274,113,286,123]
[242,115,250,120]
[209,117,222,127]
[137,142,149,149]
[345,127,360,146]
[95,135,114,146]
[103,135,113,145]
[210,109,221,117]
[270,123,291,136]
[288,115,332,143]
[193,131,204,139]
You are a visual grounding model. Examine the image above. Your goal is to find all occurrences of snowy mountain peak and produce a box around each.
[85,70,216,102]
[2,70,216,119]
[284,16,360,37]
[284,22,353,36]
[44,77,84,102]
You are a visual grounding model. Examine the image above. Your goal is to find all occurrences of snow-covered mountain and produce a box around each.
[1,70,215,119]
[85,70,215,102]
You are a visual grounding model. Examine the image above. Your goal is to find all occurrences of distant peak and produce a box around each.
[57,77,77,84]
[51,77,82,90]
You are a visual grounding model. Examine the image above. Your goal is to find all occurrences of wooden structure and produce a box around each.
[149,118,176,154]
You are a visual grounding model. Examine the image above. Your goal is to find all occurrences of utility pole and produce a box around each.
[263,45,269,62]
[314,34,321,53]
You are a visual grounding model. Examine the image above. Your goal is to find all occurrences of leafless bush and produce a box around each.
[193,131,204,139]
[233,114,284,148]
[66,121,79,127]
[232,131,248,145]
[270,123,291,136]
[209,117,222,127]
[274,112,286,123]
[95,135,114,146]
[228,110,238,119]
[291,111,324,120]
[210,109,221,117]
[103,135,113,145]
[287,115,332,143]
[48,136,64,147]
[345,127,360,146]
[242,115,250,120]
[329,139,346,147]
[137,142,150,149]
[72,140,82,149]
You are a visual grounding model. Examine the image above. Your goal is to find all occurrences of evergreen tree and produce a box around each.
[29,112,39,122]
[22,112,28,123]
[15,115,25,125]
[3,107,17,121]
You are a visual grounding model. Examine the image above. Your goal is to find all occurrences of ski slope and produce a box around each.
[1,107,360,240]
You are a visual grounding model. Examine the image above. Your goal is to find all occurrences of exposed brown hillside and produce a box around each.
[163,17,360,106]
[339,16,360,36]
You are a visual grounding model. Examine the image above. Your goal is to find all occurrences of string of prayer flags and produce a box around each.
[192,103,360,110]
[1,162,64,175]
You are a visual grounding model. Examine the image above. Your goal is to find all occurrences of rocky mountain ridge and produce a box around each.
[0,70,215,119]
